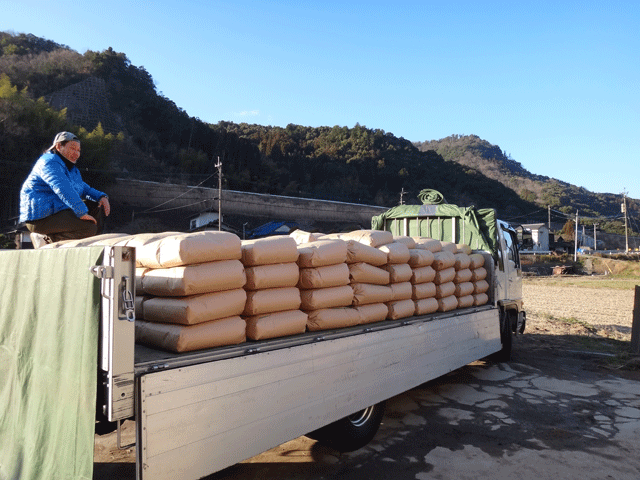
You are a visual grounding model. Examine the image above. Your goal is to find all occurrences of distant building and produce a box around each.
[519,223,550,252]
[189,212,220,231]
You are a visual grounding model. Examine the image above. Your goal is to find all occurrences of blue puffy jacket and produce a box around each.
[19,152,107,223]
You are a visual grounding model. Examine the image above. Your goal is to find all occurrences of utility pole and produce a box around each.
[574,210,579,262]
[594,223,598,251]
[216,157,222,231]
[399,188,406,205]
[622,190,629,252]
[548,205,551,230]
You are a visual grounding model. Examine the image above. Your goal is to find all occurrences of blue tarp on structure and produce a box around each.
[249,221,299,238]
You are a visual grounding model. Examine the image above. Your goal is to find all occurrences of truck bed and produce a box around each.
[134,305,497,375]
[135,303,501,480]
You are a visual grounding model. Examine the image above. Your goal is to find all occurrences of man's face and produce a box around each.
[58,141,81,163]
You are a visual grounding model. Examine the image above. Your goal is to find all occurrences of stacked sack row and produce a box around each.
[43,230,489,353]
[341,230,393,324]
[240,236,307,341]
[132,231,249,353]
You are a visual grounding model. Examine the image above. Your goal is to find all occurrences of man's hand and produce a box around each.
[99,196,111,216]
[80,214,97,224]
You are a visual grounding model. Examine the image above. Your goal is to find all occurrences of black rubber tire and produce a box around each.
[490,310,512,362]
[306,401,386,452]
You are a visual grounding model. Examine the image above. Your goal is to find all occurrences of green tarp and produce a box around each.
[371,204,499,260]
[1,247,104,480]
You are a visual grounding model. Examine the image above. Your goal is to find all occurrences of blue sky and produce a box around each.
[3,0,639,200]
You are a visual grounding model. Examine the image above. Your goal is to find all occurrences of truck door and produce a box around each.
[497,221,523,306]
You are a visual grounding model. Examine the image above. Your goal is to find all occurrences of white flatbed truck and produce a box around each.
[1,203,524,480]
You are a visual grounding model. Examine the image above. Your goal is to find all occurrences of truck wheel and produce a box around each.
[306,401,386,452]
[490,310,512,362]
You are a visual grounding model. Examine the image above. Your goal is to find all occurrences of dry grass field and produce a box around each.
[521,271,640,371]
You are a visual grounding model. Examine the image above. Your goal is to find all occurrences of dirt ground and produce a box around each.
[93,275,640,479]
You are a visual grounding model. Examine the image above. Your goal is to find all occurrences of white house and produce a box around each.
[521,223,550,251]
[189,212,220,231]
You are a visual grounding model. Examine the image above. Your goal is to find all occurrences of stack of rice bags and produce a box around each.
[408,238,439,315]
[134,231,248,353]
[430,241,458,312]
[381,237,415,320]
[240,236,307,340]
[469,252,490,306]
[452,244,475,309]
[340,230,394,324]
[297,239,359,331]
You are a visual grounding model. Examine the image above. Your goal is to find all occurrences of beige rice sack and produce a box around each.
[143,288,247,325]
[437,295,458,312]
[435,281,456,299]
[349,262,390,285]
[317,233,343,240]
[135,316,246,353]
[386,299,415,320]
[456,244,472,255]
[474,280,489,295]
[300,285,354,310]
[345,240,388,266]
[135,267,150,294]
[457,295,474,309]
[390,281,413,301]
[244,287,301,316]
[411,265,436,284]
[392,236,417,249]
[142,260,246,296]
[471,267,488,282]
[474,293,489,306]
[411,237,442,253]
[454,268,473,284]
[454,282,475,297]
[242,236,299,266]
[297,239,348,268]
[432,251,456,270]
[412,282,436,300]
[469,253,486,269]
[289,230,323,245]
[414,297,439,316]
[340,229,393,247]
[306,307,362,331]
[434,266,456,284]
[41,233,132,249]
[440,241,458,253]
[137,231,242,268]
[245,309,308,340]
[351,283,394,306]
[408,249,435,268]
[453,253,471,270]
[353,303,388,324]
[383,263,413,283]
[245,263,300,290]
[298,263,349,289]
[378,242,411,264]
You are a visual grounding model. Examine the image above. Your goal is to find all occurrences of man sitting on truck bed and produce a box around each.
[19,131,111,246]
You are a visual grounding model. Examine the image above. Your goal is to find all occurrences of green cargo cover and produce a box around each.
[0,247,104,480]
[371,203,499,259]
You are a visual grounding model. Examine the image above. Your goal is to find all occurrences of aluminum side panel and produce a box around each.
[138,308,500,480]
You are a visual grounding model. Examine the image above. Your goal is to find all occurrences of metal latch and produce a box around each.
[122,276,135,322]
[91,265,114,279]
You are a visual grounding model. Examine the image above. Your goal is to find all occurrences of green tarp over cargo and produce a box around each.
[0,247,104,480]
[371,203,499,260]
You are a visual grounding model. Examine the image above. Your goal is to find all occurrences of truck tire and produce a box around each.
[306,401,386,452]
[490,309,512,362]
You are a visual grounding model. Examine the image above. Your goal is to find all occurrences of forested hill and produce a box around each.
[0,32,635,233]
[415,135,637,228]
